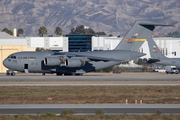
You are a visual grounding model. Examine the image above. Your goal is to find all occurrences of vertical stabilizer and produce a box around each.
[147,38,167,59]
[114,20,173,51]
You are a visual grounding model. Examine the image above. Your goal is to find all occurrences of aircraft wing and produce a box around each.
[53,52,124,62]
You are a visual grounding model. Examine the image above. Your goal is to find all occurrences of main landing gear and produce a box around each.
[56,73,83,76]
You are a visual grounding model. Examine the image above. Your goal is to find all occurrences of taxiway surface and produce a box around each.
[0,104,180,115]
[1,73,180,80]
[0,73,180,86]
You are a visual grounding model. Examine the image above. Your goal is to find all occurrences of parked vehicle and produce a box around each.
[153,68,166,72]
[166,66,179,74]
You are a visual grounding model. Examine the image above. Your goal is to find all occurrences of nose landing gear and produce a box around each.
[6,70,15,76]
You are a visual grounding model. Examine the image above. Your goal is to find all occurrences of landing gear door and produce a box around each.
[24,64,29,73]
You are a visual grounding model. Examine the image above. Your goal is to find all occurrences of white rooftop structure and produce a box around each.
[0,32,27,45]
[26,36,68,52]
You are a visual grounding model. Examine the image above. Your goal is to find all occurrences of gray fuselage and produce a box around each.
[154,58,180,68]
[3,50,144,74]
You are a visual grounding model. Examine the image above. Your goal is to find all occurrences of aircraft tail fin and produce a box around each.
[147,38,167,59]
[114,20,174,51]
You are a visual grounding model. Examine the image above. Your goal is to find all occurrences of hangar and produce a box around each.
[0,32,35,73]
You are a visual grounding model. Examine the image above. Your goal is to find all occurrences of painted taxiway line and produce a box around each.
[0,84,180,86]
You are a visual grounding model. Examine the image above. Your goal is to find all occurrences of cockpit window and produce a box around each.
[8,55,16,59]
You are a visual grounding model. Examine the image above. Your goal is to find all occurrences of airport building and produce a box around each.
[26,36,68,51]
[0,32,35,73]
[92,36,121,51]
[65,34,92,52]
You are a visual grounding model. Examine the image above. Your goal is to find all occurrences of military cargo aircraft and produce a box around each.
[146,37,180,68]
[3,20,172,76]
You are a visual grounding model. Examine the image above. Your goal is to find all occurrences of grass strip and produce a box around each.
[0,112,180,120]
[0,86,180,104]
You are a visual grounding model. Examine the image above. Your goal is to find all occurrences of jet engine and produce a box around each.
[65,59,84,68]
[44,57,61,66]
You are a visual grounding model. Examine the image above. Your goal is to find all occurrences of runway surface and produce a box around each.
[1,73,180,80]
[0,73,180,86]
[0,104,180,115]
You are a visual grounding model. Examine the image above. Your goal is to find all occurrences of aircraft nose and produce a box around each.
[3,58,9,68]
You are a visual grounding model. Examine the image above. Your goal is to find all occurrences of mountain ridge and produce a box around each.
[0,0,179,36]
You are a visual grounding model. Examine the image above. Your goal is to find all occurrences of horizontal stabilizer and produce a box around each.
[139,22,174,27]
[146,59,160,64]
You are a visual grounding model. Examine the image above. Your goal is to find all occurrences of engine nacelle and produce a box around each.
[66,59,83,68]
[44,57,61,66]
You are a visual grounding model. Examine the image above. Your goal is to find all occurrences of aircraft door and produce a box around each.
[24,64,29,73]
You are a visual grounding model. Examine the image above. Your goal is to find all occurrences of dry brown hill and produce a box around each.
[0,0,179,36]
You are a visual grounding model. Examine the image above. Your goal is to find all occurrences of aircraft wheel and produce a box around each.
[56,73,62,76]
[11,72,15,76]
[64,73,73,76]
[75,74,83,76]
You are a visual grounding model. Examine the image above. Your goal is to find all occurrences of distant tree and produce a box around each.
[96,31,106,36]
[70,28,75,34]
[55,27,62,36]
[69,25,95,35]
[2,28,8,32]
[134,58,143,65]
[36,47,51,51]
[39,26,47,37]
[109,34,113,37]
[17,28,24,36]
[88,28,96,35]
[166,31,180,38]
[36,47,42,51]
[2,28,13,35]
[96,66,114,73]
